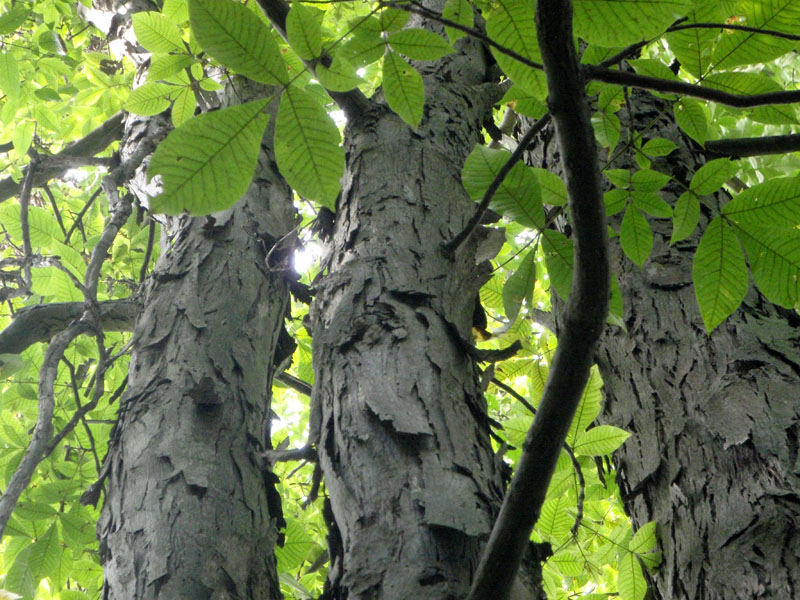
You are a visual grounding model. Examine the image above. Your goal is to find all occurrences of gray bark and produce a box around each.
[97,104,296,598]
[532,91,800,600]
[308,30,543,599]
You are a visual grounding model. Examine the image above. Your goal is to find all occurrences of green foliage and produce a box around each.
[148,98,271,214]
[3,0,800,598]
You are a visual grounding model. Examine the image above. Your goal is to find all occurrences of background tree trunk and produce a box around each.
[309,32,543,600]
[532,90,800,600]
[97,98,296,597]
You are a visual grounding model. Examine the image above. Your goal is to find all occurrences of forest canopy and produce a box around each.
[0,0,799,598]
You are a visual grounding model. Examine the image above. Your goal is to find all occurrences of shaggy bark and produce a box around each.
[308,28,543,600]
[96,107,295,599]
[531,91,800,600]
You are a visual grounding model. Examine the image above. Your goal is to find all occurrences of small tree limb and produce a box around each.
[706,134,800,158]
[0,112,124,204]
[467,0,609,597]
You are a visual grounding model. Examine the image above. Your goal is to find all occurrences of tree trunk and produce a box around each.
[533,90,800,600]
[308,29,543,599]
[97,100,296,598]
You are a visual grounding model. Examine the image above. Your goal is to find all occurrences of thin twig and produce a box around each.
[564,444,585,538]
[139,217,156,282]
[18,153,37,289]
[445,114,551,254]
[668,21,800,42]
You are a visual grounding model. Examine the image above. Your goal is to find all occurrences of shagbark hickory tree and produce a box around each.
[0,0,799,599]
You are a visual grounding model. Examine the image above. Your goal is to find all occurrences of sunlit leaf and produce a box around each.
[382,50,425,128]
[574,0,692,47]
[671,191,700,244]
[132,12,185,53]
[287,1,323,61]
[189,0,288,84]
[618,552,647,600]
[503,249,536,324]
[149,98,270,215]
[388,29,454,60]
[573,425,630,456]
[693,216,748,332]
[620,206,653,266]
[275,86,344,208]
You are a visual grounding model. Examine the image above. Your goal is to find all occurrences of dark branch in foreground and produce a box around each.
[584,65,800,108]
[254,0,371,119]
[706,134,800,158]
[0,112,124,204]
[467,0,610,597]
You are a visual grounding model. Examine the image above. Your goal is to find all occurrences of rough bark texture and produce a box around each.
[532,90,800,600]
[97,100,296,597]
[309,21,543,599]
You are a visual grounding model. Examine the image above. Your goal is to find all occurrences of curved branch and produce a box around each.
[467,0,609,597]
[583,64,800,108]
[706,134,800,158]
[445,114,551,254]
[0,112,124,204]
[0,299,139,357]
[668,21,800,42]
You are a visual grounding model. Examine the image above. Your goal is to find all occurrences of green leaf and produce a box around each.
[632,192,672,219]
[620,206,653,266]
[132,12,185,53]
[0,205,61,248]
[693,216,748,332]
[4,545,37,600]
[664,4,724,77]
[711,0,798,70]
[674,98,707,144]
[189,0,288,84]
[275,518,317,571]
[0,52,20,99]
[630,521,657,554]
[631,169,671,193]
[148,98,270,215]
[316,55,364,92]
[690,158,735,195]
[531,168,567,206]
[618,552,647,600]
[388,29,454,60]
[275,87,344,208]
[591,110,620,151]
[500,85,548,118]
[574,0,692,47]
[642,137,678,157]
[382,50,425,128]
[461,145,544,229]
[735,226,800,308]
[378,8,409,32]
[723,177,800,229]
[537,495,573,542]
[542,229,573,301]
[0,4,30,35]
[567,368,603,443]
[147,53,194,82]
[549,550,584,577]
[670,191,700,244]
[171,86,196,127]
[442,0,474,42]
[13,120,34,155]
[573,425,630,456]
[337,28,385,68]
[123,82,173,115]
[287,1,323,61]
[28,523,61,582]
[604,188,629,216]
[486,0,545,98]
[163,0,190,23]
[502,249,536,324]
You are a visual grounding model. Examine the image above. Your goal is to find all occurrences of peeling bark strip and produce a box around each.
[309,26,542,599]
[532,90,800,600]
[97,101,296,597]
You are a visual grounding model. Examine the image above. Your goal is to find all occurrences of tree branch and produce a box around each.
[706,134,800,158]
[445,114,551,254]
[254,0,371,119]
[0,112,124,204]
[467,0,609,597]
[668,21,800,42]
[0,299,139,357]
[583,64,800,108]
